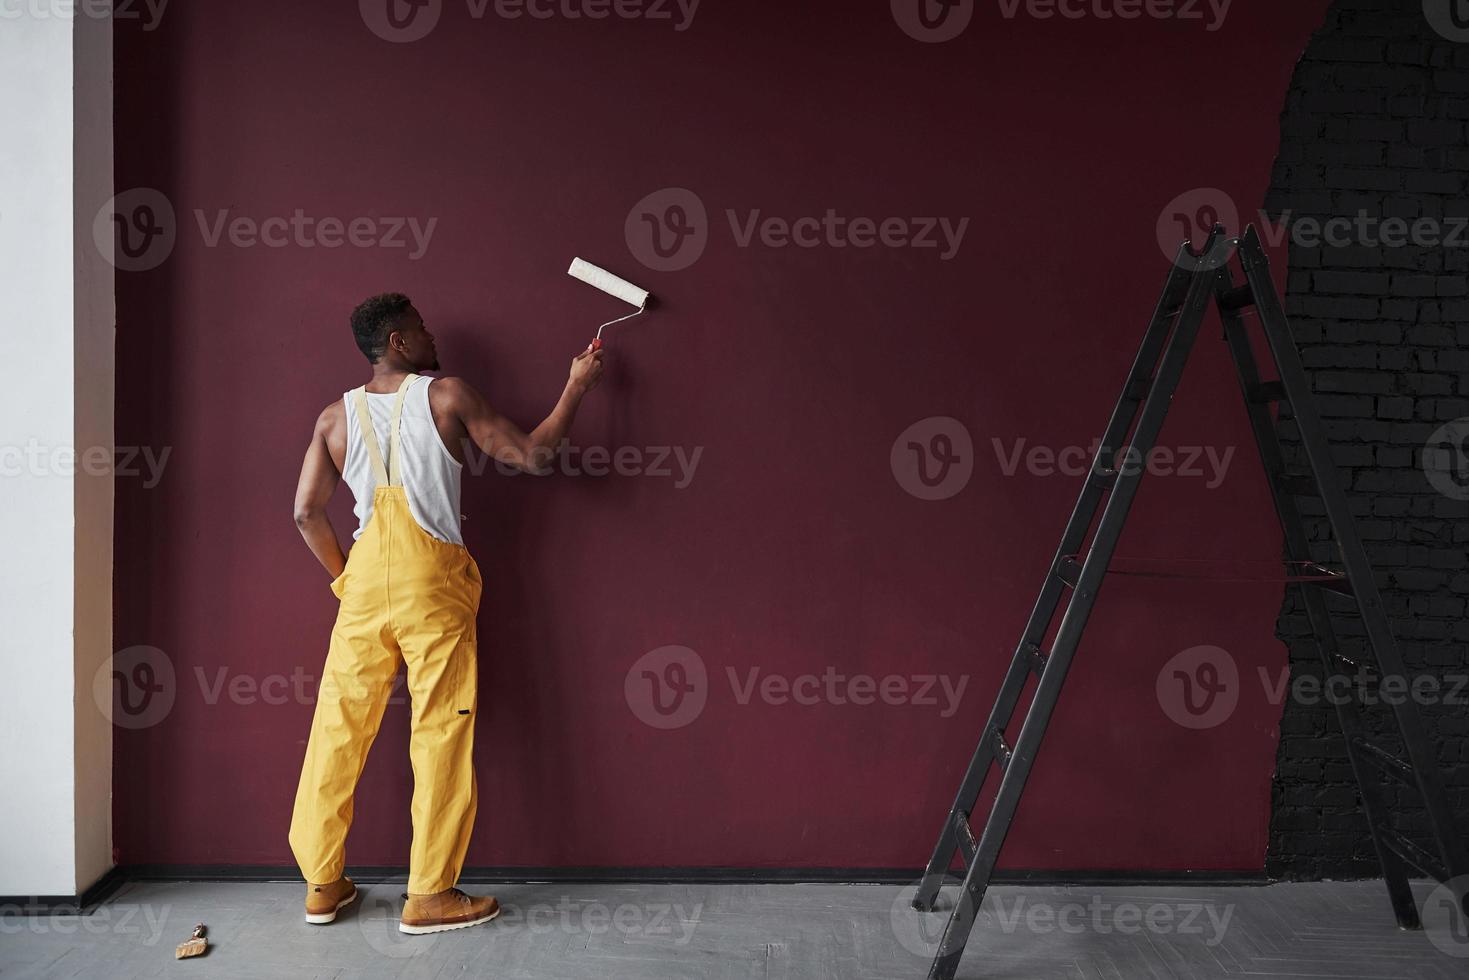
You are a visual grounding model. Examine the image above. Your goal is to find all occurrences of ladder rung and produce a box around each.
[989,726,1014,771]
[1249,380,1288,404]
[1379,828,1448,883]
[951,809,978,864]
[1351,737,1415,785]
[1218,284,1256,312]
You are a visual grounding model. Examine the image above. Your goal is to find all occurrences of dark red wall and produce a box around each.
[114,0,1333,871]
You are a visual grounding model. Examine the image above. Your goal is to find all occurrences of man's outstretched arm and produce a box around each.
[439,347,605,474]
[293,406,348,578]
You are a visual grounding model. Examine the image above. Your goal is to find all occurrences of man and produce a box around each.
[288,293,603,933]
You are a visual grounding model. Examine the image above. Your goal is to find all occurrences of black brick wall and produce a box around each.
[1264,0,1469,880]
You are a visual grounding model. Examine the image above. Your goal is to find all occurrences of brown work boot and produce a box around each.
[304,876,357,924]
[398,888,501,934]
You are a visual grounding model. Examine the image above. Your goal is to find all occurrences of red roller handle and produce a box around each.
[589,337,603,352]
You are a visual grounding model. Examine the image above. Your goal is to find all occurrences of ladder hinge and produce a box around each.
[1023,642,1047,678]
[1056,558,1083,589]
[989,726,1014,771]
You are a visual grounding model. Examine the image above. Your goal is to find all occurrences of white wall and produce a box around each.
[0,6,114,898]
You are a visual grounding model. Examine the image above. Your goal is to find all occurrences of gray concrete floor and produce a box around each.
[1,879,1466,979]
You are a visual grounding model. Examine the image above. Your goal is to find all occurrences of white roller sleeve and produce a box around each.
[568,258,649,309]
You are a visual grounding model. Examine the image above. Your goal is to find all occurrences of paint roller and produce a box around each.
[568,258,650,351]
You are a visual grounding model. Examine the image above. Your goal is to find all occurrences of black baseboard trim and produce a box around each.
[113,864,1270,887]
[0,866,127,914]
[0,865,1285,914]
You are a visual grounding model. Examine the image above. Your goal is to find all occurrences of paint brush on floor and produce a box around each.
[175,923,208,959]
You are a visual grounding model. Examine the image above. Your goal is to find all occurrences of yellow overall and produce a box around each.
[289,375,482,895]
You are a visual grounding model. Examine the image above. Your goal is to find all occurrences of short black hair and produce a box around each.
[350,293,413,362]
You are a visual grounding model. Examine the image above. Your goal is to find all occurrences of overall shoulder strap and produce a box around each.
[351,387,389,488]
[350,373,419,488]
[386,373,420,486]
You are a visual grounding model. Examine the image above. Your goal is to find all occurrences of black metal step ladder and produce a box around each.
[910,224,1469,980]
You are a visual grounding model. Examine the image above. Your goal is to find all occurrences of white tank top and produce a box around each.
[342,376,465,545]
